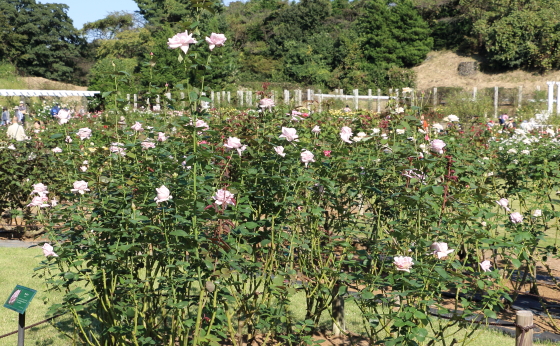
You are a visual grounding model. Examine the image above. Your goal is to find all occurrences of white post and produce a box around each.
[247,91,252,107]
[518,86,523,107]
[547,81,555,114]
[353,89,359,110]
[284,89,289,105]
[134,94,137,109]
[127,94,130,106]
[211,91,215,107]
[227,91,231,104]
[494,86,499,118]
[271,90,276,102]
[237,90,243,106]
[307,89,312,102]
[222,91,226,104]
[296,89,302,105]
[180,92,185,108]
[473,87,477,101]
[216,91,221,106]
[556,82,560,114]
[433,88,437,107]
[377,89,381,112]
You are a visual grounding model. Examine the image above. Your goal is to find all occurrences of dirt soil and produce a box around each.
[414,51,560,91]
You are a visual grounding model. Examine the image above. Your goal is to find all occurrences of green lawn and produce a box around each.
[0,247,556,345]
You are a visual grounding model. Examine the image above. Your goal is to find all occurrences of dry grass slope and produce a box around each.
[414,51,560,90]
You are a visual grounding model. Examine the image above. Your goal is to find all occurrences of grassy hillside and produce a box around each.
[414,51,560,91]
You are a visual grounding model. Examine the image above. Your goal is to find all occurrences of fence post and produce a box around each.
[134,94,138,110]
[247,91,253,107]
[222,91,226,105]
[433,88,437,107]
[515,311,534,346]
[284,89,289,105]
[211,91,215,107]
[377,89,381,113]
[216,91,221,106]
[367,89,372,110]
[180,92,185,109]
[271,90,276,103]
[127,94,130,107]
[556,82,560,114]
[494,86,499,118]
[517,86,523,107]
[237,90,243,107]
[317,89,322,112]
[227,91,231,104]
[307,89,312,102]
[18,312,25,346]
[353,89,359,110]
[473,87,477,101]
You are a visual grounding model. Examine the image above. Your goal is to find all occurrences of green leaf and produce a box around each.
[432,186,444,195]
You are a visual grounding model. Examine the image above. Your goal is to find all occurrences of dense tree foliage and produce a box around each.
[0,0,84,83]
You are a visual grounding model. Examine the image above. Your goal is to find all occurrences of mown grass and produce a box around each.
[1,247,557,345]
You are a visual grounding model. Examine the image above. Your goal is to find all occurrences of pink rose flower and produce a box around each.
[157,132,168,142]
[340,126,353,144]
[430,139,446,154]
[510,212,523,223]
[65,136,72,143]
[279,127,298,141]
[259,98,275,110]
[224,137,243,150]
[312,125,321,134]
[32,183,48,195]
[154,185,172,203]
[52,147,62,153]
[430,242,454,259]
[496,198,510,212]
[213,189,235,207]
[51,198,58,207]
[131,122,143,132]
[533,209,542,217]
[323,150,331,157]
[76,128,92,140]
[141,141,156,150]
[479,260,491,272]
[110,142,126,156]
[80,166,87,172]
[167,30,198,54]
[393,256,414,272]
[205,33,226,51]
[301,150,315,167]
[274,146,286,157]
[71,180,90,194]
[236,145,247,156]
[28,196,50,208]
[42,243,58,257]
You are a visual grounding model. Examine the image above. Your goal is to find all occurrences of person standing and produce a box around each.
[50,103,60,118]
[1,107,9,126]
[7,116,27,141]
[18,100,26,125]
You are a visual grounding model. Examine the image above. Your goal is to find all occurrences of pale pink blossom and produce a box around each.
[131,122,143,132]
[340,126,353,144]
[76,128,92,140]
[533,209,542,217]
[301,150,315,167]
[42,243,58,257]
[496,198,510,212]
[224,137,243,150]
[65,136,72,143]
[31,183,48,195]
[430,242,454,259]
[167,30,198,54]
[259,98,275,110]
[510,212,523,224]
[154,185,172,203]
[52,147,62,153]
[205,33,226,51]
[28,195,50,208]
[157,132,168,142]
[394,256,414,272]
[274,146,286,157]
[195,119,209,130]
[80,166,87,172]
[430,139,446,154]
[51,199,58,207]
[279,127,298,141]
[479,260,491,272]
[213,189,235,207]
[110,142,126,156]
[71,180,90,194]
[312,125,321,134]
[141,141,156,150]
[236,145,247,156]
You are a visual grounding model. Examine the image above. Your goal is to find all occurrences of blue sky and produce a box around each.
[38,1,237,30]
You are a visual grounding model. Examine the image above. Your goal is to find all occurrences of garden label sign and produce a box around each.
[3,285,36,314]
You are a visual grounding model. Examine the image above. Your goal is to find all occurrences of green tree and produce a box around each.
[0,0,84,83]
[134,0,223,27]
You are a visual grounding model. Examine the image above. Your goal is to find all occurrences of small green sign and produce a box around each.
[3,285,36,314]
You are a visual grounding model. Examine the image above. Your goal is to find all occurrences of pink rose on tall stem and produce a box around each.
[28,196,49,208]
[430,139,446,154]
[76,128,92,140]
[157,132,168,142]
[301,150,315,167]
[259,98,275,110]
[154,185,172,203]
[274,146,286,157]
[340,126,353,144]
[32,183,48,195]
[205,33,226,51]
[224,137,242,150]
[510,212,523,224]
[430,242,454,259]
[496,198,510,211]
[394,256,414,272]
[42,243,58,257]
[71,181,90,194]
[213,189,235,208]
[279,127,298,141]
[141,141,156,150]
[168,30,198,54]
[312,125,321,134]
[479,260,492,272]
[131,122,143,132]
